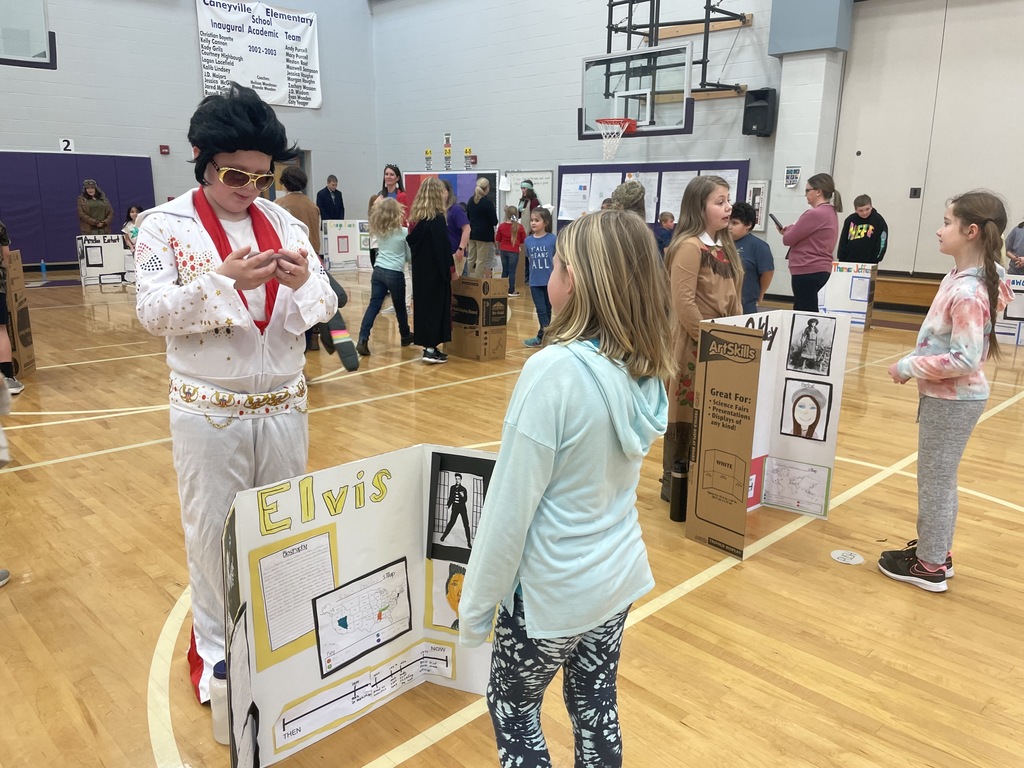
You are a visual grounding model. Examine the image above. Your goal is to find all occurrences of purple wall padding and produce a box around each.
[37,153,84,265]
[0,153,46,266]
[115,157,156,223]
[0,152,156,266]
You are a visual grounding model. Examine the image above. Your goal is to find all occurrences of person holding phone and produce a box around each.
[134,82,337,704]
[774,173,843,311]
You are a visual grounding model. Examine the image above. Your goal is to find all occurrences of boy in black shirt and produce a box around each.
[838,194,888,263]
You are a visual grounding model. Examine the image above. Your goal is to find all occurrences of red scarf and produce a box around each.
[193,188,281,334]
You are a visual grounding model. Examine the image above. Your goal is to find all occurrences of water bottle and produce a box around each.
[669,460,688,523]
[40,260,47,283]
[210,660,230,745]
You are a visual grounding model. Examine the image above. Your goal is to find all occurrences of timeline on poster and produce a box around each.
[195,0,323,109]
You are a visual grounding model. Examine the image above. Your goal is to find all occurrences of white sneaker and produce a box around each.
[5,377,24,395]
[0,568,10,588]
[382,305,396,314]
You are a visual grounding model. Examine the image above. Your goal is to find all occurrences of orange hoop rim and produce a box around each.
[595,117,638,134]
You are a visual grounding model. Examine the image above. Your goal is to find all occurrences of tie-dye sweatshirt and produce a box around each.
[896,264,1013,400]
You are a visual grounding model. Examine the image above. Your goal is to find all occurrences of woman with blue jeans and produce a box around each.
[357,198,413,355]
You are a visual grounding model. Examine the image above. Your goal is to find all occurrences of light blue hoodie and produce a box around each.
[459,339,668,647]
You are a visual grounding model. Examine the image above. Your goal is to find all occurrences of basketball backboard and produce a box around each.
[579,42,694,140]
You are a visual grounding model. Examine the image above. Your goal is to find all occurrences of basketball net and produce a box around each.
[595,118,636,161]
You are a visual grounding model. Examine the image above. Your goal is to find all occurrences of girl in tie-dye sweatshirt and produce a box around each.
[879,191,1013,593]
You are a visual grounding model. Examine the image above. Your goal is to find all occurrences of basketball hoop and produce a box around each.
[595,118,637,160]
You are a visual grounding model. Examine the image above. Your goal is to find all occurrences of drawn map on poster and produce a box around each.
[314,559,411,676]
[762,457,829,517]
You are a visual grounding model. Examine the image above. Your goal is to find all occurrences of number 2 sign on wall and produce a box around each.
[60,138,75,152]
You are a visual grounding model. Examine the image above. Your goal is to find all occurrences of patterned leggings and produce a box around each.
[486,594,630,768]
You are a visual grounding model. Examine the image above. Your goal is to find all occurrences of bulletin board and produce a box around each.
[556,160,750,225]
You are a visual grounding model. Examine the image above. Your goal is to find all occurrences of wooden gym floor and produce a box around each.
[1,270,1022,768]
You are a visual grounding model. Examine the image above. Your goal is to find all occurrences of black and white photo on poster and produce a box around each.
[780,378,833,442]
[786,313,836,376]
[427,452,493,564]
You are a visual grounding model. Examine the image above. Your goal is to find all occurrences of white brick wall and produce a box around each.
[371,0,782,198]
[767,50,846,295]
[0,0,378,206]
[0,0,812,232]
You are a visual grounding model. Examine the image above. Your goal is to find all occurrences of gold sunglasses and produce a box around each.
[212,160,275,192]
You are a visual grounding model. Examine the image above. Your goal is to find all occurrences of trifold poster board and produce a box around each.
[75,234,132,285]
[996,274,1024,345]
[687,311,851,559]
[819,262,877,330]
[323,220,369,272]
[223,445,496,767]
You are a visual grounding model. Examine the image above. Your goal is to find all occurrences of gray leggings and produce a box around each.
[916,396,985,564]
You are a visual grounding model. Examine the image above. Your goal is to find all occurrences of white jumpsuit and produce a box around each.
[135,191,337,701]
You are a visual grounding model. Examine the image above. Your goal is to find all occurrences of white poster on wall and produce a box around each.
[587,173,623,212]
[558,173,592,220]
[703,168,739,197]
[195,0,322,109]
[504,170,554,211]
[660,171,698,219]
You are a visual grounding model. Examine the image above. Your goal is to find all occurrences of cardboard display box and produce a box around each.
[686,323,762,559]
[448,326,508,361]
[4,250,35,376]
[686,311,851,559]
[450,277,508,361]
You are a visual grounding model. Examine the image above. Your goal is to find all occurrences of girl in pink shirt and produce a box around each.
[879,191,1013,592]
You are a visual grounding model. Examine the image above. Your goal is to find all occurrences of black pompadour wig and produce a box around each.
[187,81,300,186]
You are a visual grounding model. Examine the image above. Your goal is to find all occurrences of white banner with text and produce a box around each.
[196,0,322,109]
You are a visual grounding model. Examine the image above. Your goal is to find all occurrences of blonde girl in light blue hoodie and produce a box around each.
[460,210,675,768]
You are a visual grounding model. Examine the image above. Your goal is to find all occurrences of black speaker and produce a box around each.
[742,88,778,137]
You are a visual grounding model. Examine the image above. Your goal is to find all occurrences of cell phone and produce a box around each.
[769,213,784,229]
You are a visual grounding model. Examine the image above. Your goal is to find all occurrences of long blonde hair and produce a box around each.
[369,197,404,238]
[667,175,743,297]
[544,210,675,380]
[950,190,1008,359]
[472,177,490,204]
[408,177,447,223]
